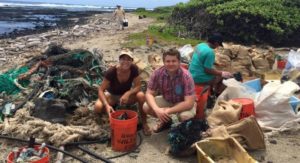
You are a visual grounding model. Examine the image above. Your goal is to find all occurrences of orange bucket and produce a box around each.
[110,110,138,152]
[7,145,50,163]
[181,63,189,70]
[231,98,255,119]
[194,85,210,119]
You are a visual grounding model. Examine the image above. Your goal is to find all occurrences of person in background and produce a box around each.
[113,5,125,30]
[143,48,196,134]
[94,48,151,136]
[189,33,232,95]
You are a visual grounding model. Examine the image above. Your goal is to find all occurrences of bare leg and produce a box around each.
[94,99,104,113]
[94,93,116,114]
[129,91,151,135]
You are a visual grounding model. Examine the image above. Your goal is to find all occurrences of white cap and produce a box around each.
[119,49,133,60]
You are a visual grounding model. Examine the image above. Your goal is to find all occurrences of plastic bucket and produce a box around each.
[110,110,138,152]
[277,60,286,69]
[231,98,255,119]
[194,85,210,119]
[181,63,189,70]
[7,145,50,163]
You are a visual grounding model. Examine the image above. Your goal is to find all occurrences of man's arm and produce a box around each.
[205,67,233,78]
[205,67,222,76]
[166,95,195,114]
[112,10,116,19]
[146,88,171,123]
[145,89,159,111]
[122,9,125,18]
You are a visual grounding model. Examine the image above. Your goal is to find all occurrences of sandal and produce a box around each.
[142,125,152,136]
[153,121,172,133]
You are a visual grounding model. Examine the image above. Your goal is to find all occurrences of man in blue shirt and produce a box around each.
[189,33,232,95]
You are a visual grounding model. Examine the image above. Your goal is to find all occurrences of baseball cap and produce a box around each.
[119,49,133,60]
[208,33,224,47]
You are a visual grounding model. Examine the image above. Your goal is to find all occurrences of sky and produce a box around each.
[13,0,190,8]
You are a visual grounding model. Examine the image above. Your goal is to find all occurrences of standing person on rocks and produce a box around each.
[94,48,151,136]
[113,5,125,30]
[143,48,196,134]
[189,33,232,96]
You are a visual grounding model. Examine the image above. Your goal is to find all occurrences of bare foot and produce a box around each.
[142,124,152,136]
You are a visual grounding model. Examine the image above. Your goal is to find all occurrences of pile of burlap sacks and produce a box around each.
[132,43,275,82]
[215,43,275,77]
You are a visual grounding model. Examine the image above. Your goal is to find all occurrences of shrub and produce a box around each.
[170,0,300,46]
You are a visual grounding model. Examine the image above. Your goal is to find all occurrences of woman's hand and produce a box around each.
[105,104,115,118]
[120,92,131,105]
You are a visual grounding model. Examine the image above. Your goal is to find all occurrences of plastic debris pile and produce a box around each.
[0,44,110,146]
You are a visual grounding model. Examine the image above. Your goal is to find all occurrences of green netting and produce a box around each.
[0,66,29,95]
[72,52,88,61]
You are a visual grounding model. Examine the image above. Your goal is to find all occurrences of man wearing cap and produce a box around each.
[189,33,232,95]
[94,48,151,135]
[113,5,125,30]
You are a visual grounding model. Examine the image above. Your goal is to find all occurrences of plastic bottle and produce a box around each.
[37,143,46,157]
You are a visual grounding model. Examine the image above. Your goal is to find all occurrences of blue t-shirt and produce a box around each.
[189,43,215,83]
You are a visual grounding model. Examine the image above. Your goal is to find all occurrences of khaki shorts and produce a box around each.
[105,92,137,110]
[144,96,196,121]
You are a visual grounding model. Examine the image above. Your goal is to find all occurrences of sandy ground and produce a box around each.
[0,12,299,163]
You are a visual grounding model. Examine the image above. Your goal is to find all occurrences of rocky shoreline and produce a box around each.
[0,12,119,72]
[0,7,107,39]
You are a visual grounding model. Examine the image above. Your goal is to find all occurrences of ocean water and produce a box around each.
[0,21,36,34]
[0,1,134,11]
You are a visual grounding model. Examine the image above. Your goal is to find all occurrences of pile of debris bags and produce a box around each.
[167,100,266,161]
[196,79,300,161]
[218,78,300,131]
[214,44,275,77]
[0,44,110,146]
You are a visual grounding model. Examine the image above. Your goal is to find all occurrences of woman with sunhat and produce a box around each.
[94,48,151,135]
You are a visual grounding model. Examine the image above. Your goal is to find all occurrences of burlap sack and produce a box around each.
[252,57,270,71]
[207,100,242,128]
[227,116,266,150]
[208,116,266,150]
[148,54,163,70]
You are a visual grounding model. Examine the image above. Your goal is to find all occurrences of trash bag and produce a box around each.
[281,50,300,85]
[255,81,300,129]
[178,44,194,63]
[217,78,257,102]
[168,119,208,156]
